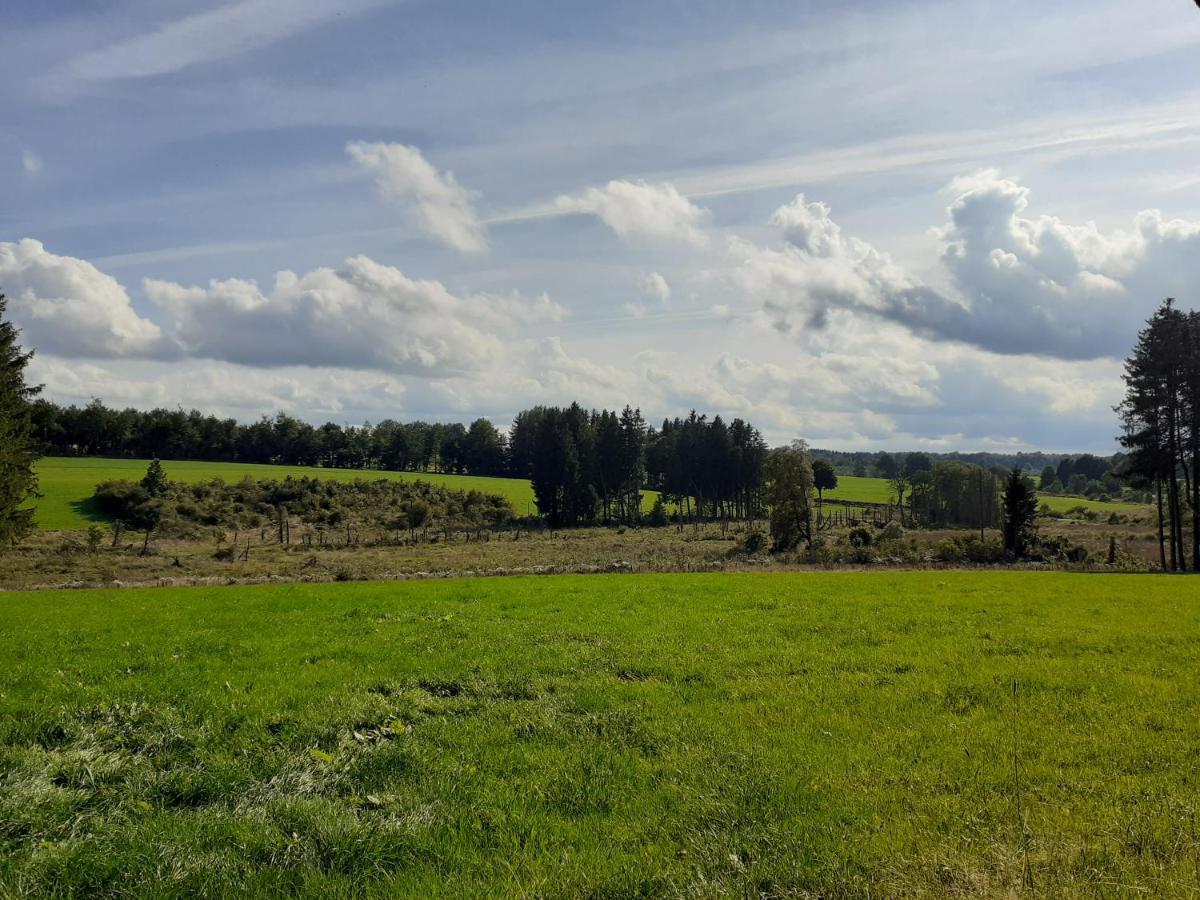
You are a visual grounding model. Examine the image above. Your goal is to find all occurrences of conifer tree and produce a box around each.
[0,294,41,544]
[1001,468,1038,558]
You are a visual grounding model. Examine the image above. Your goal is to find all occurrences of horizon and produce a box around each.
[4,1,1200,454]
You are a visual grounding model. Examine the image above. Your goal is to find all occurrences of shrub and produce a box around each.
[933,536,1006,564]
[732,529,769,556]
[877,522,904,541]
[847,527,873,548]
[647,497,669,527]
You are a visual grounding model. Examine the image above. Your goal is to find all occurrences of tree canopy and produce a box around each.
[0,294,40,544]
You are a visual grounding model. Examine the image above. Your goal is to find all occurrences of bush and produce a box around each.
[877,521,904,541]
[731,529,769,556]
[933,536,1006,564]
[647,497,669,527]
[89,475,514,538]
[847,527,873,548]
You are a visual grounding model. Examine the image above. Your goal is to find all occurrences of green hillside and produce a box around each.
[31,457,540,529]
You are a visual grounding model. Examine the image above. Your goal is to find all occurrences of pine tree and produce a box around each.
[1001,468,1038,558]
[0,294,41,544]
[140,458,169,497]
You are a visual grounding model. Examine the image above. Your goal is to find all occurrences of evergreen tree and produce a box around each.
[140,458,169,497]
[0,294,41,544]
[1001,467,1038,558]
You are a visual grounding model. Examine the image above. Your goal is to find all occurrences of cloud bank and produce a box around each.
[741,171,1200,360]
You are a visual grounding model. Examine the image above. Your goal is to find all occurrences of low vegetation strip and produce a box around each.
[32,457,539,529]
[1,572,1197,896]
[31,457,670,530]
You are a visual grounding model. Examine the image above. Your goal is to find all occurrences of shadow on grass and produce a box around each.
[69,496,112,525]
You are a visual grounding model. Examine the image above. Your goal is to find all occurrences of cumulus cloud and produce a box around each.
[735,195,952,335]
[347,142,488,253]
[741,174,1200,360]
[555,180,709,246]
[146,253,563,374]
[639,271,671,304]
[935,170,1200,357]
[0,239,177,359]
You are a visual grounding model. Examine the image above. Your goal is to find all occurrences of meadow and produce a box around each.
[31,457,540,529]
[31,457,1141,531]
[1,571,1197,897]
[826,473,1146,515]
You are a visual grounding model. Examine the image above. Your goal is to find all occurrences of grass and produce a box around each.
[827,474,1148,515]
[31,457,665,530]
[1036,493,1145,514]
[31,457,541,529]
[1,571,1198,896]
[823,474,896,505]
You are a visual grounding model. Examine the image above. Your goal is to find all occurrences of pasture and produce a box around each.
[31,457,1142,531]
[826,473,1146,516]
[30,457,539,530]
[1,572,1197,897]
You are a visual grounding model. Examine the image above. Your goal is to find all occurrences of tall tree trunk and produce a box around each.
[1156,474,1167,571]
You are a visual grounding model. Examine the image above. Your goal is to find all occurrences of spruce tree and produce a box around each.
[140,458,169,497]
[1001,468,1038,558]
[0,294,41,544]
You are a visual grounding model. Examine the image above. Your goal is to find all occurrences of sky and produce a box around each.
[3,0,1200,453]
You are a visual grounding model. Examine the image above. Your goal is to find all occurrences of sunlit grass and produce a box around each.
[30,457,541,529]
[1,571,1197,896]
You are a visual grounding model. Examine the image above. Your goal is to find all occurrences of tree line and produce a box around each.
[510,405,769,527]
[31,399,510,475]
[1118,299,1200,571]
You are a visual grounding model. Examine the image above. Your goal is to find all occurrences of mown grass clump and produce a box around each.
[1,572,1198,896]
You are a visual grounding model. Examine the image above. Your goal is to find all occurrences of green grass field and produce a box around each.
[1036,493,1145,514]
[826,473,1146,515]
[31,457,541,529]
[823,474,896,504]
[28,458,1147,530]
[2,572,1197,896]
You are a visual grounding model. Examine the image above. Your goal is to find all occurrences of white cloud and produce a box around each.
[58,0,387,83]
[21,150,42,176]
[935,170,1200,358]
[639,271,671,305]
[0,239,177,359]
[623,302,648,319]
[27,355,407,420]
[739,174,1200,361]
[347,142,488,253]
[555,180,709,246]
[146,253,562,373]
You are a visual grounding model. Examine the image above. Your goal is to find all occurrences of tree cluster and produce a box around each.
[1118,299,1200,571]
[509,405,768,527]
[0,294,40,544]
[908,461,1003,533]
[32,400,508,475]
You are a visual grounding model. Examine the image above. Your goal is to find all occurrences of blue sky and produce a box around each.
[3,0,1200,451]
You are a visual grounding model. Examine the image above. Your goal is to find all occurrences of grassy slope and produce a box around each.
[29,458,1144,530]
[826,473,1146,514]
[32,457,542,529]
[823,474,895,504]
[2,572,1198,896]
